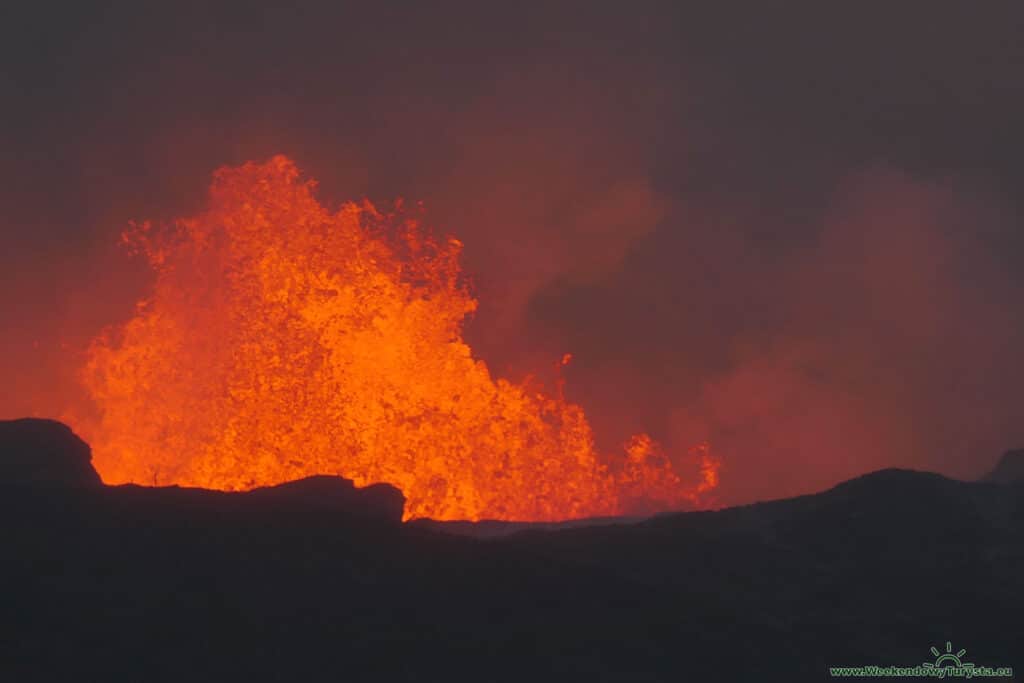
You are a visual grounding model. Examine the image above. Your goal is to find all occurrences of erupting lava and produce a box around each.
[74,156,719,520]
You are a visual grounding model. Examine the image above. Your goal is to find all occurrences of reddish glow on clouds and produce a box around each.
[5,7,1024,510]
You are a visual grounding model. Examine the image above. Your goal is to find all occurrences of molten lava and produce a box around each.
[74,156,719,520]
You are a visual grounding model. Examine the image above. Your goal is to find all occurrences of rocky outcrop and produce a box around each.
[246,475,406,523]
[983,448,1024,483]
[0,418,102,487]
[0,417,405,523]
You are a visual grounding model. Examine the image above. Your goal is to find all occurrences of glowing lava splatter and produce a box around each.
[75,156,719,520]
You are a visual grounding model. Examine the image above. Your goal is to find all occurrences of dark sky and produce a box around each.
[3,1,1023,505]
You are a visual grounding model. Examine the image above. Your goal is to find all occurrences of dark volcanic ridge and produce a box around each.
[984,448,1024,484]
[0,418,102,488]
[1,417,405,523]
[4,418,1023,682]
[3,416,1021,533]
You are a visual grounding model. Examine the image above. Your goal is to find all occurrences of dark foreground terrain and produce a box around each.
[4,419,1022,681]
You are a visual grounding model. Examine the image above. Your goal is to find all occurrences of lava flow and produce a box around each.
[73,156,719,521]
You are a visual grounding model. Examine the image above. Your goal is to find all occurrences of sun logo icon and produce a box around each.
[923,641,974,670]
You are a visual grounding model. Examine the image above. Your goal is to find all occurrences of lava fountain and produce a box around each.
[73,156,719,520]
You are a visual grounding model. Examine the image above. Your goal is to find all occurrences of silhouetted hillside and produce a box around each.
[1,417,102,487]
[985,448,1024,484]
[4,420,1021,681]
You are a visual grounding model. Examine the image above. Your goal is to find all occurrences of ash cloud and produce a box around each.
[2,2,1024,506]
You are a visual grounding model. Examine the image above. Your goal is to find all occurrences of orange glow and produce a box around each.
[72,156,719,521]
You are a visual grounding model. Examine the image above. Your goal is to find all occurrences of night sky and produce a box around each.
[3,1,1023,506]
